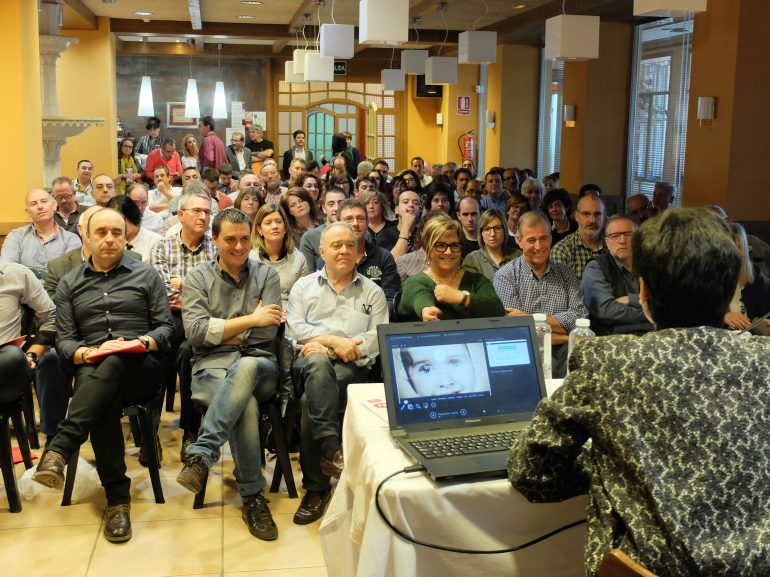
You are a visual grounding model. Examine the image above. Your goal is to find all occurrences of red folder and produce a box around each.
[87,342,147,362]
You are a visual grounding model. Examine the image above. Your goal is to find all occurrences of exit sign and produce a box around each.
[334,61,347,76]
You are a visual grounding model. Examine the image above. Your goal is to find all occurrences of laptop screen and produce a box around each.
[382,322,543,427]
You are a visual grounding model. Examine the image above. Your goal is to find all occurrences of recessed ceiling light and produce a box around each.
[513,3,526,8]
[241,1,263,4]
[133,11,153,16]
[236,15,256,19]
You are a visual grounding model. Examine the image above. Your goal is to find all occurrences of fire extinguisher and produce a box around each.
[458,130,475,161]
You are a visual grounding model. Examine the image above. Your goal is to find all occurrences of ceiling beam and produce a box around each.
[272,39,291,53]
[194,37,206,52]
[111,19,291,40]
[188,0,203,30]
[117,42,276,59]
[63,0,97,29]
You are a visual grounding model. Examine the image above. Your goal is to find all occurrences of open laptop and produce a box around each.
[377,316,546,480]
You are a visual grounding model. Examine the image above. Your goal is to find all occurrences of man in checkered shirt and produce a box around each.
[493,210,588,377]
[551,190,606,280]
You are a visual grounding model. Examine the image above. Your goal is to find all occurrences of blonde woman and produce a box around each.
[181,134,199,169]
[397,213,504,322]
[724,222,769,330]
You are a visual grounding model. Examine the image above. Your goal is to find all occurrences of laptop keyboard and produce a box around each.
[411,430,519,460]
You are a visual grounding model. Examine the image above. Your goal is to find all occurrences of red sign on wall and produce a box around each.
[457,95,471,116]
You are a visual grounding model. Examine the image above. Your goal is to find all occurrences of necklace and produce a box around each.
[426,267,460,285]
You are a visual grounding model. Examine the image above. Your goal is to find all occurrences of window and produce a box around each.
[626,17,693,204]
[537,57,564,179]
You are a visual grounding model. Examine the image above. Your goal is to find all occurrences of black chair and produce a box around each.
[61,395,165,506]
[20,305,41,449]
[0,396,34,512]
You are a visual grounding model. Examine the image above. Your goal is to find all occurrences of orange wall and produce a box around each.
[0,0,42,227]
[684,0,770,219]
[404,75,442,173]
[438,63,479,166]
[560,22,633,195]
[59,18,118,181]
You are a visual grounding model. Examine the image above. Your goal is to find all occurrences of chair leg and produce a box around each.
[164,372,176,412]
[129,414,142,448]
[9,406,33,469]
[61,449,79,506]
[267,402,298,498]
[0,414,22,512]
[126,404,164,504]
[23,385,39,450]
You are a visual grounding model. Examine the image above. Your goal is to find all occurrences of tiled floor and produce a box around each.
[0,397,329,577]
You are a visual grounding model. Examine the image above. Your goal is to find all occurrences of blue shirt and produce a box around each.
[0,223,81,269]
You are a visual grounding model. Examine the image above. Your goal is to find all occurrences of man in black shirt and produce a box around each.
[33,207,175,544]
[245,124,274,161]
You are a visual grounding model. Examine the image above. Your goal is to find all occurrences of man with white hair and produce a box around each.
[287,221,388,525]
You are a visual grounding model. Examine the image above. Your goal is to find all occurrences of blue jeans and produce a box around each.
[35,348,70,436]
[292,354,370,491]
[186,356,278,498]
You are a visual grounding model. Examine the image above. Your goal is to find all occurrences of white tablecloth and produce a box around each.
[319,382,586,577]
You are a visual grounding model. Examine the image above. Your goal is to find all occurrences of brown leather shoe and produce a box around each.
[243,494,279,541]
[293,488,332,525]
[32,450,67,490]
[176,454,209,494]
[320,449,344,479]
[104,503,132,543]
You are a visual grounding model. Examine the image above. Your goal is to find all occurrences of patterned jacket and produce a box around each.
[508,327,770,576]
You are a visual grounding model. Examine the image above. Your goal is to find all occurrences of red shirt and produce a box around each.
[145,149,183,181]
[199,132,227,170]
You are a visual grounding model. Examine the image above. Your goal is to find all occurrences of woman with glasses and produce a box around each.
[543,188,577,244]
[180,134,199,169]
[116,138,140,195]
[463,209,521,281]
[328,172,354,198]
[397,213,504,322]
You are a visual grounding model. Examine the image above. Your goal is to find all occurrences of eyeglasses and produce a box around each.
[182,207,213,217]
[605,231,634,240]
[510,204,527,210]
[433,242,462,253]
[121,144,133,149]
[231,138,244,142]
[481,225,504,235]
[342,216,367,223]
[54,194,74,201]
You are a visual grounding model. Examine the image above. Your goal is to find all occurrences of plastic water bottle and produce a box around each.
[567,318,595,373]
[533,313,552,380]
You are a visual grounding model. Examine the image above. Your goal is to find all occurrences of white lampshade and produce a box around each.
[285,60,304,83]
[633,0,707,16]
[184,78,200,119]
[304,51,334,82]
[137,75,154,116]
[425,56,457,85]
[293,49,312,75]
[212,81,227,119]
[320,24,355,59]
[401,49,428,74]
[544,15,600,61]
[458,31,497,64]
[359,0,409,45]
[381,68,405,91]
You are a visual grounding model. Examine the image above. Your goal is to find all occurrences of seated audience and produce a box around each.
[410,157,431,188]
[480,171,508,213]
[135,116,162,157]
[361,189,397,251]
[225,132,252,179]
[202,168,234,211]
[578,183,602,198]
[1,189,81,268]
[287,222,388,524]
[51,177,82,235]
[283,187,322,251]
[389,189,422,261]
[299,173,323,209]
[463,209,520,281]
[73,159,94,206]
[626,192,652,225]
[503,167,520,196]
[543,188,577,244]
[505,194,529,247]
[724,222,770,331]
[542,173,559,194]
[176,208,281,541]
[116,138,140,195]
[453,167,473,199]
[426,182,455,215]
[388,175,408,209]
[328,171,353,198]
[395,210,443,284]
[144,137,183,183]
[552,190,606,280]
[652,181,675,214]
[456,196,481,257]
[493,211,588,377]
[398,214,504,321]
[399,169,424,196]
[461,157,476,178]
[113,195,162,263]
[508,207,770,577]
[298,187,347,272]
[180,133,199,170]
[520,177,543,212]
[127,182,164,234]
[581,214,653,335]
[148,166,182,214]
[34,207,174,543]
[465,178,483,201]
[245,124,274,161]
[353,176,376,199]
[217,164,238,195]
[233,186,262,223]
[284,158,307,189]
[90,174,118,208]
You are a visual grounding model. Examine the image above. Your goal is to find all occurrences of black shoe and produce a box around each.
[176,454,209,494]
[293,488,332,525]
[138,434,163,468]
[320,449,344,479]
[104,503,132,543]
[243,494,279,541]
[32,450,67,490]
[180,431,197,464]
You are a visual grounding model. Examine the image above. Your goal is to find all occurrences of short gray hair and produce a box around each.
[320,221,355,245]
[178,189,211,211]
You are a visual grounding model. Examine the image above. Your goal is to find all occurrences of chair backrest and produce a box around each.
[598,550,659,577]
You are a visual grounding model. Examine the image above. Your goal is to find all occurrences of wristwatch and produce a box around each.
[461,290,471,307]
[137,336,151,351]
[26,351,39,364]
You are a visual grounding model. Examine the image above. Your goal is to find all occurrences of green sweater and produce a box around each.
[397,270,505,321]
